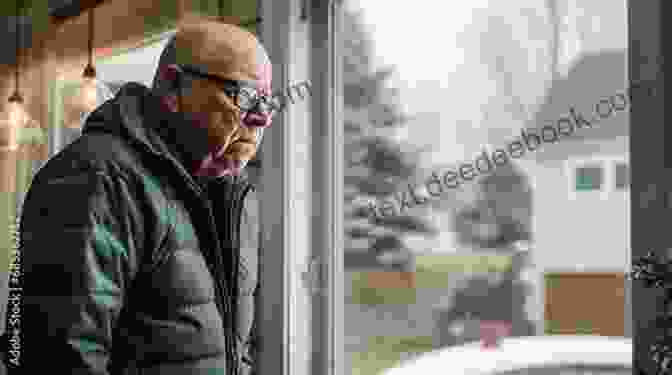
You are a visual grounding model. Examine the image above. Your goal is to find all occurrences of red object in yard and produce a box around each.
[480,320,511,349]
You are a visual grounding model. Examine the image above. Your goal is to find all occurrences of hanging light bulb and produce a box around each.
[3,93,27,151]
[79,63,98,112]
[3,6,31,151]
[7,93,28,129]
[79,7,98,112]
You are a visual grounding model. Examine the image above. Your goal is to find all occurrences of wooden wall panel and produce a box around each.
[0,0,255,142]
[0,0,185,183]
[46,0,182,80]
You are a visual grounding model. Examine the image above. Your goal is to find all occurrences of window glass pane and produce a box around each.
[615,162,629,190]
[575,165,603,191]
[341,0,629,373]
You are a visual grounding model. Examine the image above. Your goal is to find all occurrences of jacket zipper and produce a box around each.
[144,142,253,375]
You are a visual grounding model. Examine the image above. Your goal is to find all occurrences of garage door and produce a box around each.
[545,272,626,336]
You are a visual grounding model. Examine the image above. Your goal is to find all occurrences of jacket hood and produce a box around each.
[82,82,252,187]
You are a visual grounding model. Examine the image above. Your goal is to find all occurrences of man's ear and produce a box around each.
[155,64,187,112]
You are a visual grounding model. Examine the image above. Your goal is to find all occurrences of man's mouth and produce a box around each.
[243,112,271,128]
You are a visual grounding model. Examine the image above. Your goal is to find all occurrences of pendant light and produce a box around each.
[79,7,98,112]
[7,1,30,136]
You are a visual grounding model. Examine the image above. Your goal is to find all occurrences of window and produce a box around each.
[575,165,603,191]
[258,1,328,374]
[567,158,628,197]
[614,162,629,190]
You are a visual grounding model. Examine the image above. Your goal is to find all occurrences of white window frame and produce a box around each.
[613,159,630,191]
[310,2,344,375]
[257,1,343,375]
[565,155,629,201]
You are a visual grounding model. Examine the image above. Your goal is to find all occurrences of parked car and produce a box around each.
[381,335,632,375]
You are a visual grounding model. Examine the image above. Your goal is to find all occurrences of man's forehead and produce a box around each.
[176,20,271,84]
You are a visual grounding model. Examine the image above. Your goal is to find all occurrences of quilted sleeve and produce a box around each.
[21,169,144,374]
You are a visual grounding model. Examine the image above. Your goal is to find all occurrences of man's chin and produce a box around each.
[195,165,239,178]
[194,157,243,178]
[216,143,256,159]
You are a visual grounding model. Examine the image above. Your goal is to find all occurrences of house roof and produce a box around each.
[526,49,630,161]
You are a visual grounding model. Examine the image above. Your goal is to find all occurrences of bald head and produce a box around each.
[153,15,272,95]
[174,16,271,86]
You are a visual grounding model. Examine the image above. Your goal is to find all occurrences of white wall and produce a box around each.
[518,136,629,334]
[530,137,630,273]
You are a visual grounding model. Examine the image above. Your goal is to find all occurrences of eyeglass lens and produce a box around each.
[238,88,277,114]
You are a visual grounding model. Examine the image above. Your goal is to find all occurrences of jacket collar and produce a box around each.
[83,82,201,167]
[82,82,251,191]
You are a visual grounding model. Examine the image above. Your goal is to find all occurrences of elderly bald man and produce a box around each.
[20,15,274,375]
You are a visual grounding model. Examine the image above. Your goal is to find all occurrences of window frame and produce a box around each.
[574,164,605,192]
[256,1,344,374]
[566,155,629,201]
[614,161,630,191]
[310,1,345,375]
[256,1,291,373]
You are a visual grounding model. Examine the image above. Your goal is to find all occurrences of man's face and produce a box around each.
[177,23,274,166]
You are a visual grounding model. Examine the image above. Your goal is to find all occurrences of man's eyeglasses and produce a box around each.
[179,64,278,115]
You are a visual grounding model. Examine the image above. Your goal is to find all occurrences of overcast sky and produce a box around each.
[346,0,627,168]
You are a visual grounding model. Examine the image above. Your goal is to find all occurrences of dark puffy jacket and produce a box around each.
[21,83,258,374]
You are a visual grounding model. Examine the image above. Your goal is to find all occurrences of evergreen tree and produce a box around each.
[342,8,436,269]
[452,162,531,250]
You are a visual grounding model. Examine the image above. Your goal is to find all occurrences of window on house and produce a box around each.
[614,162,629,190]
[575,165,603,191]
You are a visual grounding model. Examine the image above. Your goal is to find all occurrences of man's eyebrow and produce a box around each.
[181,65,261,89]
